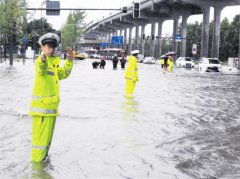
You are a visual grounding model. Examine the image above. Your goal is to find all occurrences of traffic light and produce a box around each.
[122,6,127,13]
[133,2,140,18]
[142,34,145,39]
[46,1,60,16]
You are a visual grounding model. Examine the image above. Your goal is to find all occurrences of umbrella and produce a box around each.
[158,55,166,59]
[165,51,177,56]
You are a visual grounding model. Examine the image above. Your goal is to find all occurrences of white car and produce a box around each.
[198,58,222,73]
[143,57,156,64]
[137,54,144,63]
[176,57,195,68]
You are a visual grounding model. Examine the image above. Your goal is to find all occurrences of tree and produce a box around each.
[0,0,27,34]
[0,0,27,64]
[21,18,58,53]
[229,14,240,58]
[219,17,232,61]
[61,11,86,51]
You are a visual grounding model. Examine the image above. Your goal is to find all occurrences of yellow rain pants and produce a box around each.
[31,116,56,162]
[167,59,173,72]
[126,80,136,99]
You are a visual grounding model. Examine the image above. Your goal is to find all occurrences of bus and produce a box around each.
[99,48,126,60]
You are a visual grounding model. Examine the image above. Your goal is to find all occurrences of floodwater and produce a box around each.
[1,58,240,179]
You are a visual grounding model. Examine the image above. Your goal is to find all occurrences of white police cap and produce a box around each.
[131,50,140,55]
[38,33,60,46]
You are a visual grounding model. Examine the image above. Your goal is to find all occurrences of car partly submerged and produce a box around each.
[176,57,195,68]
[198,58,222,73]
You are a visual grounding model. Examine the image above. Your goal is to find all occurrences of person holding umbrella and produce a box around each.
[163,52,176,73]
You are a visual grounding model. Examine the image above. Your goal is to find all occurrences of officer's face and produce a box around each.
[41,43,56,56]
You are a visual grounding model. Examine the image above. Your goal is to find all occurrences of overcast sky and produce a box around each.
[26,0,240,36]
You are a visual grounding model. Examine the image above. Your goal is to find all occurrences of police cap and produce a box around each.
[38,33,60,47]
[131,50,140,55]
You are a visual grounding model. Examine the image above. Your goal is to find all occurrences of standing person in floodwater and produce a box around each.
[120,54,127,69]
[112,54,118,70]
[29,33,74,162]
[125,50,139,99]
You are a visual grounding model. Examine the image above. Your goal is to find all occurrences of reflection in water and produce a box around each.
[31,161,53,179]
[124,98,138,113]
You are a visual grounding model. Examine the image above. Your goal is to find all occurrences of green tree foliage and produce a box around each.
[0,0,27,32]
[61,11,86,51]
[21,18,58,52]
[0,0,27,44]
[161,38,172,55]
[228,15,240,57]
[24,18,56,37]
[219,17,232,61]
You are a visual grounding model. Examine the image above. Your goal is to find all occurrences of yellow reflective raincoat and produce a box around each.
[125,55,138,98]
[29,55,73,162]
[167,58,173,72]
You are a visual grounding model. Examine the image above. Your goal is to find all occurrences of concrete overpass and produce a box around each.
[84,0,240,58]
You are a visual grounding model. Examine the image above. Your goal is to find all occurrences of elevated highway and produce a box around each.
[84,0,240,58]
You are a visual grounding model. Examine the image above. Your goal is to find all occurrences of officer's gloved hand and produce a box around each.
[41,54,46,63]
[66,47,74,61]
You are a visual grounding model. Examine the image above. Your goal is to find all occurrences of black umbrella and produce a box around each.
[165,51,177,56]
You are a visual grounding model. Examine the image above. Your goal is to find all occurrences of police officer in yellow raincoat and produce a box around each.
[125,50,139,98]
[167,56,173,72]
[29,33,74,162]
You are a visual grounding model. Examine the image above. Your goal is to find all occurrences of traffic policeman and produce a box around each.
[29,33,74,162]
[125,50,139,98]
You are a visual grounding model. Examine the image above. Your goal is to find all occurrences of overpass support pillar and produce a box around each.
[135,25,140,50]
[200,6,210,57]
[180,13,189,57]
[128,27,133,54]
[172,16,179,53]
[124,28,127,52]
[108,33,111,47]
[121,29,124,36]
[157,21,163,57]
[151,22,156,58]
[141,25,146,56]
[211,6,223,59]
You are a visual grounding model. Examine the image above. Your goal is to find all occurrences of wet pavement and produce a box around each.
[1,59,240,179]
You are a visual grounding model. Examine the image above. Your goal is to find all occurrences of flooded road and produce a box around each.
[1,59,240,179]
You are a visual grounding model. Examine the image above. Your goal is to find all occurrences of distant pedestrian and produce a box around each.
[163,56,168,74]
[112,54,118,70]
[92,61,100,69]
[120,55,126,69]
[29,33,74,162]
[99,56,106,69]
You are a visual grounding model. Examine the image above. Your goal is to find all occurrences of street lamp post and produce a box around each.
[41,0,49,35]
